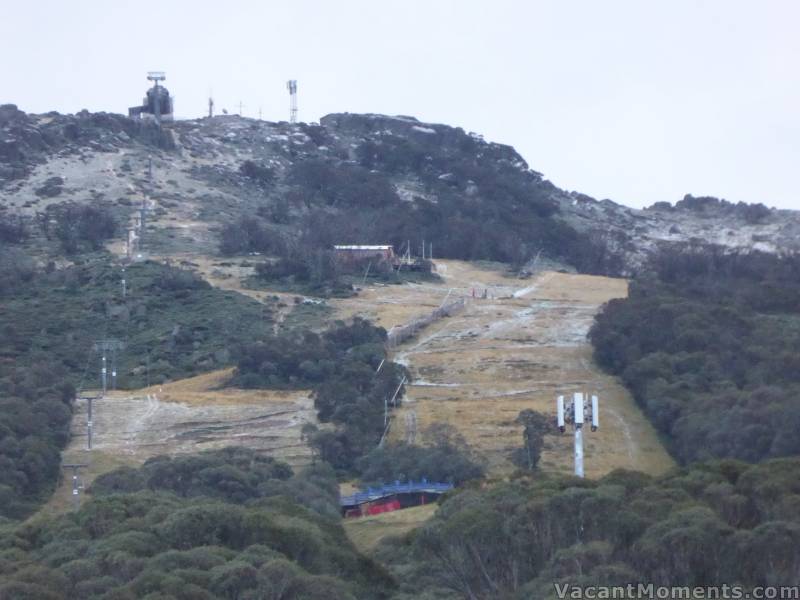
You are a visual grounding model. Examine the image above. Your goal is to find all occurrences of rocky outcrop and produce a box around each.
[0,106,797,272]
[0,105,174,187]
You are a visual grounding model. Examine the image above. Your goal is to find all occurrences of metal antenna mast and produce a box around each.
[287,80,298,123]
[208,95,214,118]
[556,392,599,478]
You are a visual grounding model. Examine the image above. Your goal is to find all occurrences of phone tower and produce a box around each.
[287,80,298,123]
[556,393,599,478]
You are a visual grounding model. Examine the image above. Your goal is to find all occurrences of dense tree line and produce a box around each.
[220,214,431,298]
[590,247,800,464]
[220,152,626,277]
[0,448,394,599]
[234,318,407,471]
[219,214,353,297]
[0,255,274,519]
[379,459,800,599]
[356,424,486,486]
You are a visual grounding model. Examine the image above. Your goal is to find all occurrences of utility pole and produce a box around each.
[390,376,406,408]
[80,395,101,450]
[381,376,407,443]
[238,100,244,116]
[62,464,88,510]
[94,340,124,396]
[136,156,154,256]
[361,261,372,286]
[405,410,417,444]
[557,392,599,478]
[111,345,118,390]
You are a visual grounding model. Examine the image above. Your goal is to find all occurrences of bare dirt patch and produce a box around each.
[42,370,316,517]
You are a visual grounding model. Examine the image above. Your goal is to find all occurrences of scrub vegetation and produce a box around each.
[0,448,393,600]
[590,246,800,464]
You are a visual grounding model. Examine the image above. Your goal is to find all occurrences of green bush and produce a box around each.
[234,319,406,471]
[0,256,275,519]
[590,246,800,463]
[380,459,800,597]
[0,449,393,599]
[356,425,485,485]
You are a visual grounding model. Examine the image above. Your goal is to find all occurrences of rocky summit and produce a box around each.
[1,104,798,272]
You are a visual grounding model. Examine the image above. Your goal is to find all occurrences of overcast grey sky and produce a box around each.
[2,0,798,209]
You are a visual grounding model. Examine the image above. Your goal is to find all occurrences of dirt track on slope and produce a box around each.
[47,258,673,517]
[339,261,675,478]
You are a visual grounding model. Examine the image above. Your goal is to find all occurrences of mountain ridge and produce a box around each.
[2,103,798,273]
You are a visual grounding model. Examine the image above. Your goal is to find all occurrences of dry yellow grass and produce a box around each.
[169,257,673,479]
[329,261,515,329]
[61,255,671,505]
[138,367,310,407]
[381,263,675,478]
[343,503,438,553]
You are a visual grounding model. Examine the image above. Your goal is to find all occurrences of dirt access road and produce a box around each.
[335,261,675,478]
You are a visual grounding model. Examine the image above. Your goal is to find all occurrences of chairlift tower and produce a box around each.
[287,80,298,123]
[79,395,101,450]
[94,339,125,395]
[556,393,599,478]
[62,464,88,510]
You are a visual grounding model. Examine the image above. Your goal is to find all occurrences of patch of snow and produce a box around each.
[412,125,437,134]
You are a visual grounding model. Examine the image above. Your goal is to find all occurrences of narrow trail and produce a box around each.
[381,261,675,478]
[56,254,673,522]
